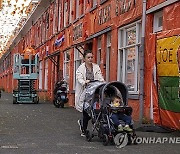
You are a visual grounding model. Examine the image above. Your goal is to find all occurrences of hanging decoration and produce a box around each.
[0,0,39,57]
[55,35,65,47]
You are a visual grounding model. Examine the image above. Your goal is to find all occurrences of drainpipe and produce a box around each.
[139,0,147,124]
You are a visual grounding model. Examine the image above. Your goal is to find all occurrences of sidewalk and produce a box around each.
[0,91,179,154]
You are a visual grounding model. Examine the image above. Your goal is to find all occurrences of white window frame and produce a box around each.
[117,21,141,94]
[64,1,68,27]
[44,60,48,90]
[53,3,56,34]
[153,10,163,33]
[73,48,84,90]
[58,1,61,31]
[76,0,79,19]
[69,0,73,23]
[39,61,43,89]
[106,33,111,82]
[63,50,70,83]
[97,37,101,65]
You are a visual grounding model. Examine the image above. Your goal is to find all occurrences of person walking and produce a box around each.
[75,49,104,136]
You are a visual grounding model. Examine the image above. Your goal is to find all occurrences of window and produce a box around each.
[42,16,46,42]
[44,60,48,90]
[118,21,141,93]
[87,0,97,8]
[58,1,62,31]
[69,0,73,23]
[76,0,79,19]
[53,2,56,34]
[153,10,163,33]
[39,61,43,89]
[97,37,101,65]
[106,33,111,82]
[74,48,84,89]
[63,50,70,85]
[92,0,97,7]
[46,12,49,30]
[64,1,69,27]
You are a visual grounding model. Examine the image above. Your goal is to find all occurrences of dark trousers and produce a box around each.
[111,113,132,126]
[82,110,91,131]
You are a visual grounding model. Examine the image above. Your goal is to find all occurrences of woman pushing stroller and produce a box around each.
[75,49,104,136]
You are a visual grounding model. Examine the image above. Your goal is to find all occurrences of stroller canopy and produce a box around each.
[84,81,129,111]
[100,81,129,106]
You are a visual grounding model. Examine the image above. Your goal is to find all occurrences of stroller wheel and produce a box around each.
[109,135,115,145]
[86,130,92,142]
[102,134,109,146]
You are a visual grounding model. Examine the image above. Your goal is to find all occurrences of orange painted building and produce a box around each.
[0,0,179,130]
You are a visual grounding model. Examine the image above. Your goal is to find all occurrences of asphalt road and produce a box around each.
[0,92,179,154]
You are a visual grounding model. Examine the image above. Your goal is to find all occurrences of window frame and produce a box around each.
[153,10,163,33]
[73,47,84,90]
[39,60,43,90]
[76,0,79,19]
[97,37,102,66]
[44,59,48,90]
[106,32,111,82]
[63,50,70,84]
[117,20,141,94]
[69,0,73,23]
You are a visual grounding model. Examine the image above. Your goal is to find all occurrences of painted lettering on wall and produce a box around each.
[98,5,111,25]
[157,47,173,64]
[115,0,135,16]
[73,23,82,41]
[157,36,180,76]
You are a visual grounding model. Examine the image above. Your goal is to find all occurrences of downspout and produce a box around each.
[139,0,147,124]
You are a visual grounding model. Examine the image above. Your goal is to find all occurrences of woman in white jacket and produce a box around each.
[75,50,104,112]
[75,50,104,136]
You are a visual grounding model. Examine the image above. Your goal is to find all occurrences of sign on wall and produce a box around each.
[115,0,136,16]
[157,36,180,112]
[98,4,111,25]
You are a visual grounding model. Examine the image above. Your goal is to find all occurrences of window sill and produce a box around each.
[128,94,139,100]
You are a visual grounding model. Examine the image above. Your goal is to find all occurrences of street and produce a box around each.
[0,92,179,154]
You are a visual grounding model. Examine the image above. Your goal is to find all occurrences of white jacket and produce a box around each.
[75,63,104,112]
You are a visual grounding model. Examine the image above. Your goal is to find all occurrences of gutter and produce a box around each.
[139,0,146,124]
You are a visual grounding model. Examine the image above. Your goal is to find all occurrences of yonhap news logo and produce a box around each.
[133,137,180,144]
[114,134,180,148]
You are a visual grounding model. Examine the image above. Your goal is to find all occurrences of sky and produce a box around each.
[0,0,37,56]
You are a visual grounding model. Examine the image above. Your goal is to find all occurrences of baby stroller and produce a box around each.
[84,81,137,147]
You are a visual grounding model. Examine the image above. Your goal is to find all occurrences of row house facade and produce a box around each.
[0,0,179,130]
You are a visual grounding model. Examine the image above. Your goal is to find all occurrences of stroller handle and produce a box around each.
[85,80,104,86]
